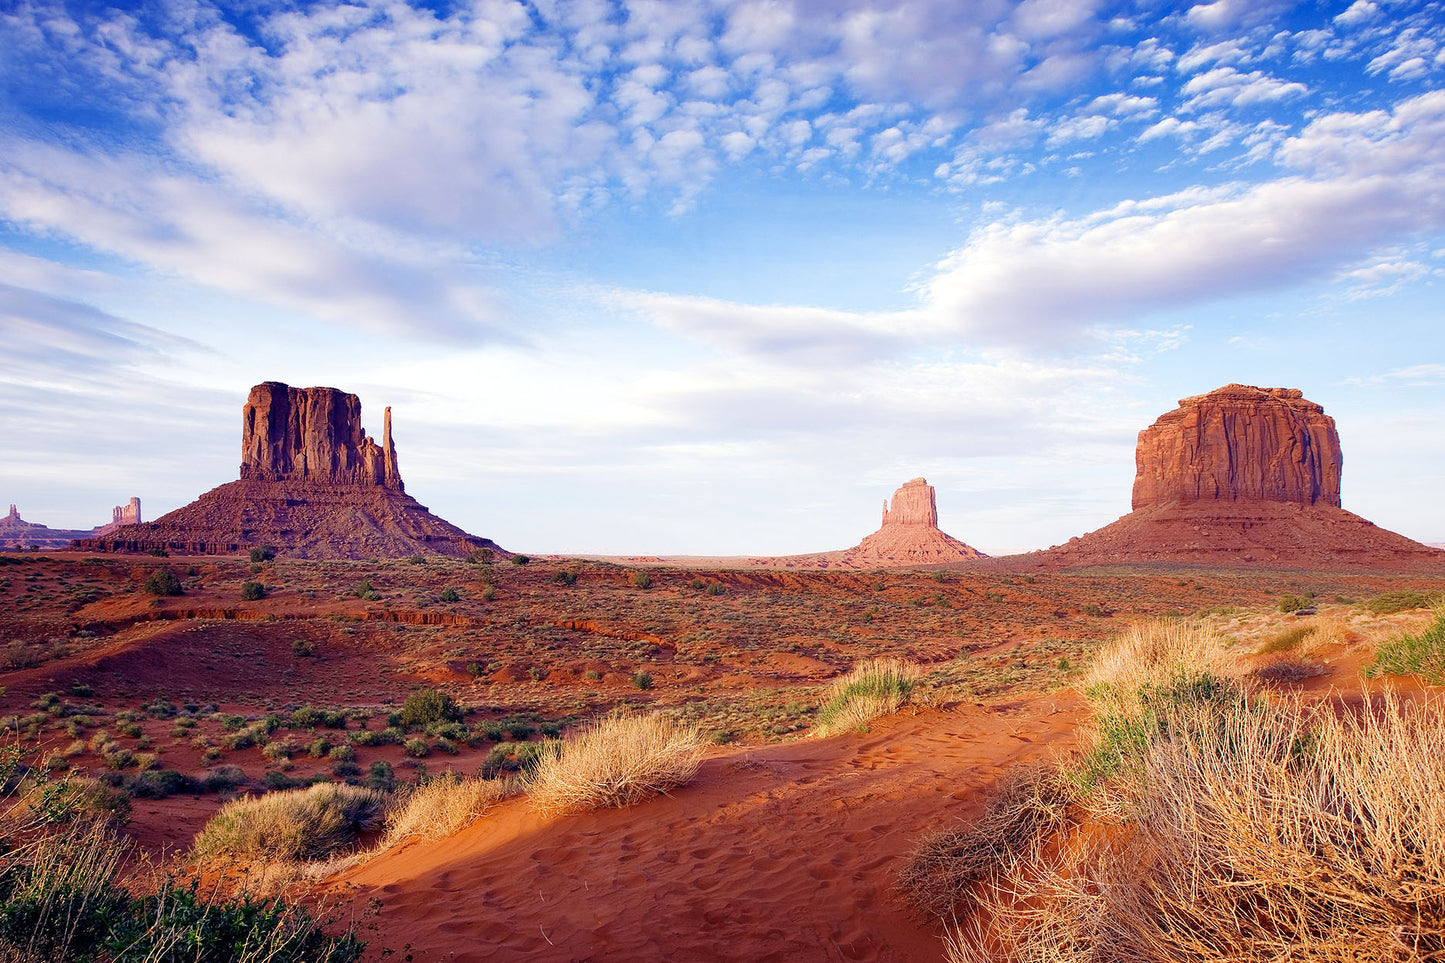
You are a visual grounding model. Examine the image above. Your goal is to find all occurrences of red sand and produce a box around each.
[334,692,1089,962]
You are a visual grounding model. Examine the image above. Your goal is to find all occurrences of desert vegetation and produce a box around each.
[813,657,921,736]
[903,619,1445,963]
[528,711,705,816]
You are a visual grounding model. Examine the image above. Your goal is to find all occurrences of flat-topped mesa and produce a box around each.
[240,382,402,490]
[880,477,939,528]
[1132,384,1342,511]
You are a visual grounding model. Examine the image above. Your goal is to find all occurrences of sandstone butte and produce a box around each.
[1020,383,1445,570]
[77,382,503,560]
[838,478,987,567]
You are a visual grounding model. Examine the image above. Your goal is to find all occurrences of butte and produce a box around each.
[1029,384,1443,570]
[837,478,986,567]
[78,382,503,560]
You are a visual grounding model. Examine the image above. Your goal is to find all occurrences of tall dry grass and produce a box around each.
[192,782,385,863]
[937,619,1445,963]
[528,711,705,817]
[813,658,922,737]
[381,774,516,848]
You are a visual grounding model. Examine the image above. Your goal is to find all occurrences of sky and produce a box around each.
[1,0,1443,556]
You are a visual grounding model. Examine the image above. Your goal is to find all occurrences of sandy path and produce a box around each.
[336,690,1088,962]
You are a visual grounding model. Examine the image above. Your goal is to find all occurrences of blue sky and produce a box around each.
[1,0,1442,555]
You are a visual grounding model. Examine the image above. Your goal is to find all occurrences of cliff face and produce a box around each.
[879,478,939,528]
[240,382,401,490]
[1132,384,1342,510]
[78,381,500,559]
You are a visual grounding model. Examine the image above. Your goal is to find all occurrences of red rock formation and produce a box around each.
[842,478,985,568]
[996,384,1443,571]
[879,478,939,527]
[241,383,401,489]
[96,498,142,536]
[1132,385,1342,509]
[78,382,501,560]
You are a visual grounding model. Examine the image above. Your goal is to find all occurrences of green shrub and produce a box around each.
[404,738,430,758]
[439,587,460,602]
[1366,590,1438,615]
[511,554,530,566]
[1367,613,1445,684]
[1277,593,1309,614]
[353,579,380,601]
[241,581,267,601]
[814,658,921,736]
[631,571,653,589]
[705,581,726,596]
[143,569,182,596]
[127,769,196,799]
[249,546,276,563]
[551,571,577,586]
[631,670,654,690]
[400,688,463,728]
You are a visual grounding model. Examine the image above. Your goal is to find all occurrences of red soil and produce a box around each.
[335,692,1089,963]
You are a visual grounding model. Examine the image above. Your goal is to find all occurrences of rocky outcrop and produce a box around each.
[879,478,939,528]
[841,478,985,568]
[77,382,502,560]
[999,384,1443,571]
[1,505,103,549]
[95,498,141,536]
[241,383,401,489]
[1132,385,1342,509]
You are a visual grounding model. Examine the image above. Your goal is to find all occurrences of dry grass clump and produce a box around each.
[813,658,922,737]
[1083,619,1229,698]
[192,783,385,863]
[945,685,1445,963]
[528,711,705,817]
[898,764,1074,920]
[381,774,516,847]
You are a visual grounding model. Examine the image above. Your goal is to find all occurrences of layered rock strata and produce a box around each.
[1012,384,1442,570]
[78,383,501,559]
[1,505,103,549]
[1132,385,1342,509]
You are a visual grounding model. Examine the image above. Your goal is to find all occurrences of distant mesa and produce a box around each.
[78,381,503,560]
[1027,384,1444,570]
[839,478,986,568]
[3,502,135,550]
[738,477,986,569]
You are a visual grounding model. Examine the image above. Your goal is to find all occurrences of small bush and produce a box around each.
[511,555,530,566]
[528,712,703,816]
[1367,611,1445,684]
[404,738,430,758]
[899,765,1074,920]
[439,587,460,603]
[240,581,266,601]
[551,571,577,586]
[191,783,385,862]
[400,688,463,728]
[630,571,653,589]
[143,569,182,596]
[705,581,726,596]
[1277,593,1309,613]
[353,580,380,601]
[249,546,276,563]
[382,773,514,847]
[127,769,196,799]
[631,670,654,690]
[1365,590,1437,614]
[813,658,921,736]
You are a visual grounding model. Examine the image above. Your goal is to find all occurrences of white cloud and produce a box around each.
[624,90,1445,353]
[1181,66,1308,109]
[1335,1,1381,28]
